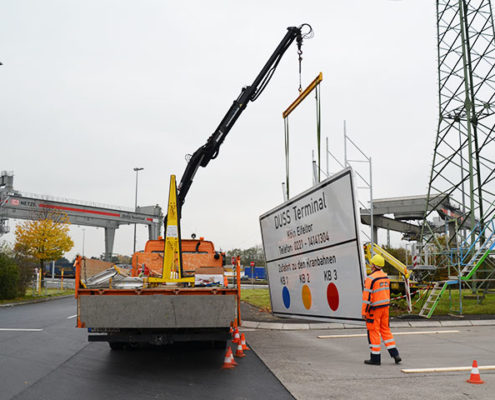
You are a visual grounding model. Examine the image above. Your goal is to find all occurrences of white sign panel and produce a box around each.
[259,168,365,324]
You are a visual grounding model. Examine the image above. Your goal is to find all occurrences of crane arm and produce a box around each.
[364,242,411,279]
[176,24,312,212]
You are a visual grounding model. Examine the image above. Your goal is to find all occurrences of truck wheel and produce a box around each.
[109,342,125,350]
[213,340,227,349]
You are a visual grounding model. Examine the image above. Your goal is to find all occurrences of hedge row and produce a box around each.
[0,254,35,300]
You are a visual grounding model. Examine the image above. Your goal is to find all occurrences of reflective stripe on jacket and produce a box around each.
[362,269,390,315]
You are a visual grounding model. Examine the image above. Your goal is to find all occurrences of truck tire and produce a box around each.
[109,342,125,350]
[213,340,227,349]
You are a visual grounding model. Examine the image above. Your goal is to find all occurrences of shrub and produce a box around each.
[0,253,19,300]
[15,255,35,297]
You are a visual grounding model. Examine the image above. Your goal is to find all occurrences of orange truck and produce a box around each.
[131,237,224,279]
[75,24,311,349]
[75,238,238,349]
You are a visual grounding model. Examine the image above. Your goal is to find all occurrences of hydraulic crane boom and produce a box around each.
[176,24,313,213]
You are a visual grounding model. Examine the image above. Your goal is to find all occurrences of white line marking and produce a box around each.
[402,365,495,374]
[317,330,460,339]
[67,314,77,319]
[0,328,43,332]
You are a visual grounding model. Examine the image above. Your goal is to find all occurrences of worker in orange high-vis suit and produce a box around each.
[362,254,402,365]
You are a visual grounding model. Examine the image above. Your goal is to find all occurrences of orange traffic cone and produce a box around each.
[221,347,236,369]
[235,342,246,358]
[467,360,485,384]
[241,333,250,351]
[232,328,240,344]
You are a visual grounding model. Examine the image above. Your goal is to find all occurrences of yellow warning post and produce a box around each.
[148,175,194,285]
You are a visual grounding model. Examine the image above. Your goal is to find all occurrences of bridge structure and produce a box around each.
[0,171,162,261]
[360,194,467,242]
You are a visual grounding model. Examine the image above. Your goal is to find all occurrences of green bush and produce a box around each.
[0,253,19,299]
[14,255,35,297]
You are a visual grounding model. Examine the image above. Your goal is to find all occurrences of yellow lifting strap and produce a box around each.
[148,175,194,285]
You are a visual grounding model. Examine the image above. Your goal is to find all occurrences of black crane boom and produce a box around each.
[176,24,313,213]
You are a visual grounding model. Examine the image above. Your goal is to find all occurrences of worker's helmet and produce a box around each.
[370,254,385,268]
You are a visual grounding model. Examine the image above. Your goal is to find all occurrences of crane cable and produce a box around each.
[297,23,313,93]
[253,24,313,101]
[284,78,322,200]
[298,47,303,93]
[315,84,321,182]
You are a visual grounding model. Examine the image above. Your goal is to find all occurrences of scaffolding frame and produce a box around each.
[422,0,495,254]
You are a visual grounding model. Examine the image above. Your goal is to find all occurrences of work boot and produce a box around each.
[388,347,401,364]
[364,353,381,365]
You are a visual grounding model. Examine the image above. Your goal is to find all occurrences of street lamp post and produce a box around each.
[133,167,144,255]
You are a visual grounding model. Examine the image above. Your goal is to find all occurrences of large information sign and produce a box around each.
[259,168,365,323]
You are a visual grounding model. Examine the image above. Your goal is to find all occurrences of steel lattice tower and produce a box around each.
[422,0,495,249]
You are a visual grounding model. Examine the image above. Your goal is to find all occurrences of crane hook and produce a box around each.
[296,23,313,93]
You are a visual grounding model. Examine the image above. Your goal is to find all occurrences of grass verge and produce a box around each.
[0,288,74,305]
[403,289,495,316]
[242,287,495,317]
[241,288,272,312]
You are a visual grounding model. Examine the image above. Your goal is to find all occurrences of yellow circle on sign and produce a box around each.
[301,284,312,310]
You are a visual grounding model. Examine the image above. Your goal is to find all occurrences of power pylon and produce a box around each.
[422,0,495,251]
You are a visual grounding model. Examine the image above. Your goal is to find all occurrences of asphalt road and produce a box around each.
[3,297,494,400]
[0,298,292,400]
[246,324,495,400]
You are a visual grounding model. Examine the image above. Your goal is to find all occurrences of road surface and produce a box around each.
[0,297,292,400]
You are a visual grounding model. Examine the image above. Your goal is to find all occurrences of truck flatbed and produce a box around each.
[77,287,238,347]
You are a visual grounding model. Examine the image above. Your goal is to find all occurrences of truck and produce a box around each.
[75,24,313,349]
[131,237,225,279]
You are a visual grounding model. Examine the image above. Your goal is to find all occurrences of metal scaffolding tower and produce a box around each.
[422,0,495,249]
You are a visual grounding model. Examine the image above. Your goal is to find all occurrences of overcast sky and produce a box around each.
[0,0,438,260]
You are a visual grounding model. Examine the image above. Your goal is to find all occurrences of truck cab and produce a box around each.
[131,237,224,277]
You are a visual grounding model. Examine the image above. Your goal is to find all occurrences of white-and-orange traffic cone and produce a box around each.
[221,347,237,369]
[467,360,485,384]
[235,342,246,358]
[232,328,240,344]
[240,333,250,351]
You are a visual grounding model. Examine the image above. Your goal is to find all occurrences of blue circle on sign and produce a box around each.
[282,286,290,309]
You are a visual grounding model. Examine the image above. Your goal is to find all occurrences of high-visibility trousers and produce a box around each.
[366,307,399,361]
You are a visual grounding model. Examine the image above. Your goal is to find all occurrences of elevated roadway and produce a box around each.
[0,171,162,260]
[360,194,458,241]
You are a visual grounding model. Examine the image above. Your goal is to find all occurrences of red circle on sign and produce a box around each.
[250,262,255,267]
[326,283,339,311]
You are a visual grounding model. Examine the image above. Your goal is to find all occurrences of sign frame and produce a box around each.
[259,167,366,323]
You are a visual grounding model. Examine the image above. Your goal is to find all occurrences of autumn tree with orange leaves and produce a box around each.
[15,209,74,274]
